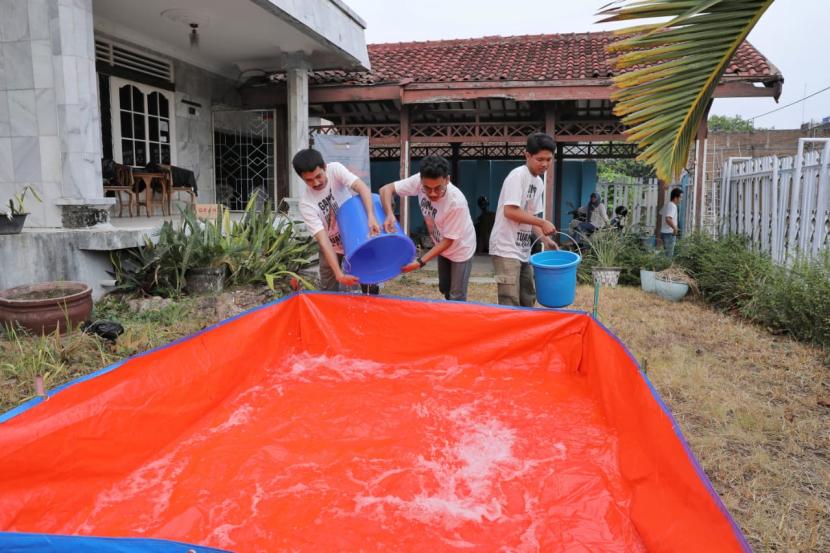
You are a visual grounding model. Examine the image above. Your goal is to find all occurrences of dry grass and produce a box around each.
[0,289,270,412]
[2,278,827,550]
[383,277,830,552]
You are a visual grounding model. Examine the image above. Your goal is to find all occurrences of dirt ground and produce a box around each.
[383,276,830,552]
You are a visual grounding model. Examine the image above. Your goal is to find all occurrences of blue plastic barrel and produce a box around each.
[530,250,581,308]
[336,193,416,284]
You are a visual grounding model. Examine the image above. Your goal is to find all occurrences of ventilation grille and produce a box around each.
[95,39,174,82]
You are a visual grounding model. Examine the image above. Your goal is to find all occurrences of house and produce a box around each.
[0,0,369,294]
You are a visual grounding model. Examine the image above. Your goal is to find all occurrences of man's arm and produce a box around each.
[350,179,380,237]
[504,205,556,236]
[666,215,678,234]
[402,237,454,273]
[314,230,359,286]
[532,226,559,250]
[379,182,399,233]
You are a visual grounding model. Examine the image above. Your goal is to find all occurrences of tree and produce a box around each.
[708,114,757,132]
[597,158,656,182]
[598,0,775,182]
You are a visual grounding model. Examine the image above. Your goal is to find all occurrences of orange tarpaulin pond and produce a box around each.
[0,293,749,552]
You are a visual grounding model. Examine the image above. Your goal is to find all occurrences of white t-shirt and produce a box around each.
[660,201,678,234]
[489,165,544,262]
[298,162,359,254]
[394,175,476,262]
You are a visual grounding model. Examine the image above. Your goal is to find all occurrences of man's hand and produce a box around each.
[384,214,397,234]
[401,261,421,273]
[541,220,556,236]
[543,237,559,250]
[367,215,381,237]
[336,272,360,286]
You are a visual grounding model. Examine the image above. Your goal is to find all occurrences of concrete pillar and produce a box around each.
[0,0,112,229]
[284,63,309,217]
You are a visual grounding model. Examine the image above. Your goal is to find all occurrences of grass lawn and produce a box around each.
[1,278,828,551]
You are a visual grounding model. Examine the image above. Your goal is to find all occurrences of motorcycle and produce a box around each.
[564,202,629,251]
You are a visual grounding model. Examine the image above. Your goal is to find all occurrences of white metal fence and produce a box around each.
[598,177,660,231]
[718,138,830,263]
[598,176,694,234]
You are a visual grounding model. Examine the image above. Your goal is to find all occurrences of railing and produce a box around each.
[718,138,830,263]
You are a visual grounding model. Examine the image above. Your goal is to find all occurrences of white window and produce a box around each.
[110,77,176,167]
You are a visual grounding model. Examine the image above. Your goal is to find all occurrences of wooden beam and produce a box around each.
[406,135,530,145]
[403,85,614,104]
[554,134,627,143]
[451,143,461,189]
[693,103,712,228]
[544,103,557,224]
[242,77,780,108]
[713,80,781,98]
[399,105,410,234]
[310,85,401,103]
[554,143,564,230]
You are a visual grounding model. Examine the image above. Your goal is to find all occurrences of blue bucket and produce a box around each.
[336,193,416,284]
[530,250,581,308]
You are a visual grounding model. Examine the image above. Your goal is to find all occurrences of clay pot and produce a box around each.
[0,281,93,334]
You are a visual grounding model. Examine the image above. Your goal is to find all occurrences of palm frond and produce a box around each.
[598,0,774,181]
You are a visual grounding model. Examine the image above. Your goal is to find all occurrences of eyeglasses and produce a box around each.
[422,183,447,196]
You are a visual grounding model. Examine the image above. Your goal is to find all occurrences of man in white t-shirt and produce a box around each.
[659,187,682,257]
[489,133,559,307]
[379,156,476,301]
[292,149,380,292]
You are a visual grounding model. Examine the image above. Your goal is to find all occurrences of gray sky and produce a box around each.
[346,0,830,130]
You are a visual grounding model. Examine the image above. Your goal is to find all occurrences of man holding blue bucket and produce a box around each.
[379,156,476,301]
[292,149,381,293]
[489,133,559,307]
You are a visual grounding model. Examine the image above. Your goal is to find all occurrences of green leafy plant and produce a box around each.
[4,185,42,218]
[672,232,830,351]
[111,194,317,297]
[587,228,627,267]
[599,0,775,182]
[642,251,673,272]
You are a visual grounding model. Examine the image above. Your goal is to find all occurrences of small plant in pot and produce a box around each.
[179,209,234,295]
[640,251,672,293]
[1,185,42,235]
[587,228,626,287]
[654,266,697,302]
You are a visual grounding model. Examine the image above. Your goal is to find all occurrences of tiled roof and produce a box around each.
[303,31,780,86]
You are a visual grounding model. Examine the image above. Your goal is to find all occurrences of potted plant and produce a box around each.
[0,281,93,334]
[587,228,626,287]
[640,252,671,293]
[654,267,696,302]
[179,208,233,295]
[1,185,42,235]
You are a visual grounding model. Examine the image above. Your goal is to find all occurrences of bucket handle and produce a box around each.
[531,231,582,259]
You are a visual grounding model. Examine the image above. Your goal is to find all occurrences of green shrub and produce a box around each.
[111,196,316,297]
[577,230,652,286]
[674,232,830,351]
[673,232,773,311]
[749,251,830,349]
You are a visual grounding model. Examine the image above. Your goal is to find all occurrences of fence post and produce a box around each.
[787,139,806,258]
[770,157,780,261]
[813,141,830,256]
